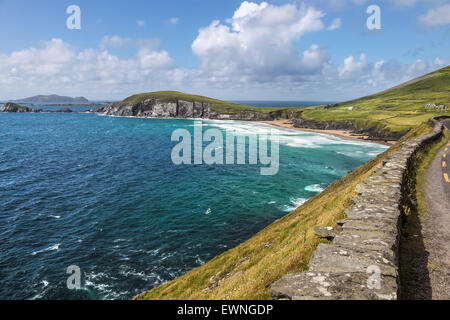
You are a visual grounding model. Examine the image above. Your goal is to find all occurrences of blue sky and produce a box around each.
[0,0,449,101]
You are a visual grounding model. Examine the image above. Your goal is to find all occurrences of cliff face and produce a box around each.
[0,102,42,113]
[88,98,278,121]
[291,117,406,140]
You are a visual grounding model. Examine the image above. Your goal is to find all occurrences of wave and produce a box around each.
[202,120,387,151]
[31,244,60,256]
[304,184,325,193]
[281,197,307,212]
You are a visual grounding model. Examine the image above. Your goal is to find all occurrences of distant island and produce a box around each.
[13,94,89,105]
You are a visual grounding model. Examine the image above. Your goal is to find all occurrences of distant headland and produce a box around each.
[12,94,89,105]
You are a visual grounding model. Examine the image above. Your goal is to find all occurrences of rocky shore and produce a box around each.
[0,102,73,113]
[291,118,406,141]
[0,102,43,113]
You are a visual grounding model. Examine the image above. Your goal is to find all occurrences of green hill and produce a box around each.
[300,65,450,135]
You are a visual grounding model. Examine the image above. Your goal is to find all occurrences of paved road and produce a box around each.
[422,119,450,299]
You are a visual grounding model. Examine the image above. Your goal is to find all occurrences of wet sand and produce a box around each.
[258,119,395,146]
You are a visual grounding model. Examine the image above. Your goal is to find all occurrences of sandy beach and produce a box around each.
[258,119,395,146]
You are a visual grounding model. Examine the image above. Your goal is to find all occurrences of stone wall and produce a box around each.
[270,118,444,300]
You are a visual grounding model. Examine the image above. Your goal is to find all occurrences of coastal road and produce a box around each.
[422,119,450,299]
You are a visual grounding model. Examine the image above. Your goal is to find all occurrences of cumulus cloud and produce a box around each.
[0,38,178,99]
[434,57,450,67]
[0,1,448,101]
[418,4,450,27]
[335,52,448,92]
[327,18,342,30]
[338,53,369,79]
[191,1,328,81]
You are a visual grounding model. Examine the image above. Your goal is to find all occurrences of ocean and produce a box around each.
[0,104,387,300]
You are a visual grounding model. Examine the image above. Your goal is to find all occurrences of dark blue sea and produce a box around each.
[0,103,386,299]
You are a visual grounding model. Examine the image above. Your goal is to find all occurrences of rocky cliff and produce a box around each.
[0,102,42,113]
[87,98,283,121]
[291,118,406,140]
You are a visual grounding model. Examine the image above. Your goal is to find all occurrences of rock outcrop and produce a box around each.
[87,98,280,121]
[54,108,73,113]
[270,118,444,300]
[0,102,42,113]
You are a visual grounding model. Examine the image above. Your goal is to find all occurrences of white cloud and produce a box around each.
[137,48,173,69]
[169,17,179,24]
[407,58,428,75]
[327,18,342,30]
[7,39,75,77]
[192,2,327,81]
[0,1,448,101]
[418,4,450,27]
[434,57,450,67]
[338,53,369,79]
[137,20,146,27]
[334,52,448,95]
[0,38,178,99]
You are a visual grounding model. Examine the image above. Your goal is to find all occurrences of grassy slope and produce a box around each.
[301,66,450,134]
[136,123,432,300]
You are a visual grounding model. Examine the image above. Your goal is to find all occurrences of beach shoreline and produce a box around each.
[258,119,395,146]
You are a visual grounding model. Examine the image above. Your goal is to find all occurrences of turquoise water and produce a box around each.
[0,109,386,300]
